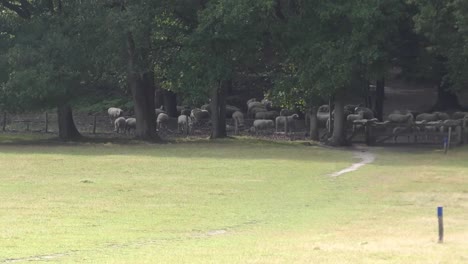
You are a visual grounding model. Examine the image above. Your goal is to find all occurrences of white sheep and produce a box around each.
[251,119,274,135]
[190,108,210,124]
[354,107,374,119]
[125,118,136,134]
[388,113,414,124]
[155,106,166,118]
[232,111,245,128]
[416,113,439,122]
[157,113,169,130]
[255,110,279,120]
[434,112,450,121]
[275,114,299,133]
[114,117,126,134]
[108,107,123,124]
[178,115,193,134]
[452,112,468,120]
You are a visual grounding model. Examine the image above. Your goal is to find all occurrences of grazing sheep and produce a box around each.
[388,113,414,124]
[125,118,136,134]
[434,112,450,121]
[452,112,468,120]
[108,107,124,124]
[114,117,127,133]
[190,108,210,124]
[354,107,374,119]
[275,114,299,132]
[155,106,166,118]
[201,103,240,117]
[416,113,439,122]
[255,110,279,120]
[251,119,274,134]
[178,115,193,134]
[232,111,245,128]
[157,113,169,130]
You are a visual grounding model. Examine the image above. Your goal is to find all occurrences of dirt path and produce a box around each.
[330,148,376,177]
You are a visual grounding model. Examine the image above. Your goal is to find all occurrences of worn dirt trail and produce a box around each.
[330,148,376,177]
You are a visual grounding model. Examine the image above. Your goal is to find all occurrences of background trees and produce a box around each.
[1,0,467,144]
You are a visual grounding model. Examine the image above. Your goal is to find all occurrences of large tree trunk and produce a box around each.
[126,32,160,140]
[309,106,319,141]
[210,81,227,139]
[57,104,81,140]
[329,91,346,146]
[154,86,164,109]
[163,90,178,117]
[432,82,462,111]
[374,78,385,121]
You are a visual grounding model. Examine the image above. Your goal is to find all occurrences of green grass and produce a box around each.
[0,135,467,263]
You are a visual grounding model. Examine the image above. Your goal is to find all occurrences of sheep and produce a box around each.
[114,117,127,134]
[452,112,468,120]
[108,107,124,124]
[232,111,245,128]
[177,115,193,134]
[275,114,299,132]
[255,110,279,120]
[392,126,420,143]
[434,112,450,121]
[388,113,414,124]
[155,106,166,118]
[250,119,274,135]
[347,111,365,123]
[156,113,169,130]
[125,118,136,134]
[317,105,331,124]
[261,98,273,110]
[201,103,240,117]
[190,108,210,124]
[354,106,374,119]
[246,98,257,105]
[415,113,439,122]
[247,101,266,118]
[177,106,191,116]
[344,104,359,114]
[280,109,295,116]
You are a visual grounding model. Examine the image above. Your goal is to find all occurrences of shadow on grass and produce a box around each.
[0,133,349,163]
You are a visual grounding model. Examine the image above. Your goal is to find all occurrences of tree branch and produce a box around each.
[0,0,32,19]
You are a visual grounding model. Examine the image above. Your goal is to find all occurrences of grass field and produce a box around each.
[0,134,467,263]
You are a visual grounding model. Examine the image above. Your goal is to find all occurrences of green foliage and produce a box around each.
[412,0,468,90]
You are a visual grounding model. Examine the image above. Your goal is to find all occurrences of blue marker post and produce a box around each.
[443,137,448,154]
[438,206,444,243]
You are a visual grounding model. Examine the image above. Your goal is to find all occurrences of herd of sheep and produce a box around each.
[108,101,468,141]
[107,99,302,136]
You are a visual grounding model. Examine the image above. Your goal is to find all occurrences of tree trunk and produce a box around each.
[432,82,462,111]
[154,86,164,109]
[57,104,81,140]
[163,90,178,117]
[126,32,160,140]
[330,91,346,146]
[309,106,319,141]
[210,81,227,139]
[374,78,385,121]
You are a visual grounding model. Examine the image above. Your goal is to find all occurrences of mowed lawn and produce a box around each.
[0,135,467,263]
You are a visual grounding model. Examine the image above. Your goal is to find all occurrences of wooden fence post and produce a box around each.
[45,112,49,133]
[93,115,97,134]
[2,112,6,131]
